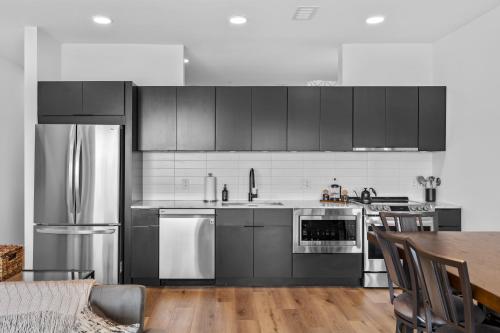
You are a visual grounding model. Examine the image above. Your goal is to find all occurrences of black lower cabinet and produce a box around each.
[215,226,254,280]
[292,254,363,286]
[130,209,160,285]
[436,208,462,231]
[254,226,292,279]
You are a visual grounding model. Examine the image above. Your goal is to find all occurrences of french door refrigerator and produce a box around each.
[34,124,121,284]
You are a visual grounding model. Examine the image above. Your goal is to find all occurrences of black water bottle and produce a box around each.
[222,184,229,202]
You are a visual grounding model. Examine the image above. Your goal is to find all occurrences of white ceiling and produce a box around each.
[1,0,499,84]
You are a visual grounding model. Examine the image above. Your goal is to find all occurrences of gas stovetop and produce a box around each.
[352,197,434,215]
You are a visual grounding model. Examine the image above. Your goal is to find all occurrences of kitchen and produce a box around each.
[1,1,500,332]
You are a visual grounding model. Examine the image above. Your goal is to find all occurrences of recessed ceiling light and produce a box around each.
[366,16,385,25]
[184,58,189,64]
[93,15,112,25]
[229,16,247,25]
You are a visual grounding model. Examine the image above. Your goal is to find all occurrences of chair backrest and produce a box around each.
[372,228,411,292]
[404,239,474,333]
[89,285,146,332]
[380,212,429,232]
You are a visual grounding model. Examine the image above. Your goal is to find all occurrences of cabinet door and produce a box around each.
[177,87,215,150]
[216,209,253,226]
[138,87,177,151]
[320,87,353,151]
[131,226,159,278]
[38,82,83,116]
[436,208,461,231]
[386,87,418,148]
[216,87,252,151]
[82,82,124,116]
[251,87,287,151]
[353,87,386,148]
[216,226,253,278]
[254,226,292,278]
[419,87,446,151]
[287,87,320,151]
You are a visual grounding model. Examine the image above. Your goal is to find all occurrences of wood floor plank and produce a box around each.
[145,287,397,333]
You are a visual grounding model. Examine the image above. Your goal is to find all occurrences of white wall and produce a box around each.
[142,152,432,202]
[0,57,24,245]
[433,6,500,231]
[61,44,185,85]
[24,27,61,268]
[339,43,433,85]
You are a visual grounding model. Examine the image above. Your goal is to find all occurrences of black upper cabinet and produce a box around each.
[419,87,446,151]
[287,87,320,151]
[177,87,215,151]
[38,82,83,116]
[251,87,287,151]
[386,87,418,148]
[353,87,386,148]
[138,87,177,151]
[320,87,353,151]
[82,82,125,116]
[216,87,252,151]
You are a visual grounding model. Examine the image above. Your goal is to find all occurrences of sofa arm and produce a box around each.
[89,285,145,331]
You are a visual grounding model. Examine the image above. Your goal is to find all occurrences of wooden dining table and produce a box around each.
[369,231,500,313]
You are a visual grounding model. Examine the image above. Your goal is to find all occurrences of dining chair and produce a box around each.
[380,212,430,232]
[403,239,494,333]
[373,228,423,332]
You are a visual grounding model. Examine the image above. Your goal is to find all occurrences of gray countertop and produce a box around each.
[431,202,462,209]
[131,200,361,210]
[131,200,461,210]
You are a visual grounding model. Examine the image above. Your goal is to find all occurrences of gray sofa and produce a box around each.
[89,285,164,333]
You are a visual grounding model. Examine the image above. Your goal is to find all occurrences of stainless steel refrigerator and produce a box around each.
[33,124,121,284]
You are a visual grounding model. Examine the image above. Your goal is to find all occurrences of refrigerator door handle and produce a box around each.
[36,227,116,235]
[67,126,76,222]
[74,132,83,215]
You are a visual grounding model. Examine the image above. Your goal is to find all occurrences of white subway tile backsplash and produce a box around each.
[142,151,433,201]
[143,152,174,161]
[175,152,206,161]
[174,169,206,177]
[143,160,175,169]
[174,160,206,169]
[143,168,175,177]
[206,160,239,169]
[206,152,239,161]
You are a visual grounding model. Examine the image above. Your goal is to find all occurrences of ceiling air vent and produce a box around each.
[293,6,319,20]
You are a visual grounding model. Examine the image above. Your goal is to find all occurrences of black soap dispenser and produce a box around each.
[222,184,229,202]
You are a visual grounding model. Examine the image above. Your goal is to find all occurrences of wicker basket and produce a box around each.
[0,245,24,281]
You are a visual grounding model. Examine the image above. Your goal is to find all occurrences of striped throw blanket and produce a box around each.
[0,279,95,333]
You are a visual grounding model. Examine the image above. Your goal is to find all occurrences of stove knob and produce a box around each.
[409,206,417,211]
[423,205,430,211]
[384,206,390,211]
[417,206,423,211]
[369,205,376,210]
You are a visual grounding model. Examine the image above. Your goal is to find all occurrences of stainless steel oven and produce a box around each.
[363,202,435,287]
[293,208,363,253]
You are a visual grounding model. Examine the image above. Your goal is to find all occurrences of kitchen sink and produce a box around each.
[221,201,284,207]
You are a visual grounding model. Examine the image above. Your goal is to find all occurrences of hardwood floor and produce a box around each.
[145,287,397,333]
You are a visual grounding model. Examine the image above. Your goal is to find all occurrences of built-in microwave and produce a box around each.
[293,208,363,253]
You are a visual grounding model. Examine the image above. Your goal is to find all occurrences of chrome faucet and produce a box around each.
[248,168,258,201]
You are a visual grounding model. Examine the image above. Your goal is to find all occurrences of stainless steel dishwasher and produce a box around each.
[159,209,215,279]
